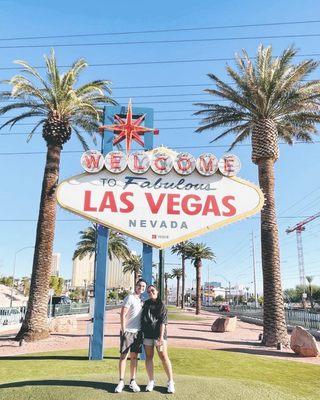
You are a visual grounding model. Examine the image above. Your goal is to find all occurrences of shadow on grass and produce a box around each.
[218,347,300,359]
[0,380,170,394]
[0,355,119,361]
[0,379,115,393]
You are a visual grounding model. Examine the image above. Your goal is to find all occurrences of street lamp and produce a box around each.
[10,246,34,308]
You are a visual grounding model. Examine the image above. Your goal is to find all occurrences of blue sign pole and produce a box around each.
[141,107,154,289]
[90,104,156,360]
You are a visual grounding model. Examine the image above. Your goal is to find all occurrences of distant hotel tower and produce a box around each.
[51,253,61,276]
[72,254,134,290]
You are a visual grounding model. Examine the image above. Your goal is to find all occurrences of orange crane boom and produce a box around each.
[286,211,320,285]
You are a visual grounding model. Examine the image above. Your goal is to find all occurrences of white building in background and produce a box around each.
[230,284,246,297]
[71,253,134,290]
[51,253,61,276]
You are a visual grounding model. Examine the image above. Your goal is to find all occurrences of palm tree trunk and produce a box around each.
[176,277,180,307]
[195,260,202,315]
[134,271,137,286]
[258,159,289,347]
[16,144,62,341]
[181,255,185,309]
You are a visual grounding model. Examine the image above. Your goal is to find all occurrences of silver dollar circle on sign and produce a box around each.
[105,151,127,173]
[173,152,196,175]
[218,154,241,177]
[81,150,105,173]
[150,152,173,175]
[127,151,151,174]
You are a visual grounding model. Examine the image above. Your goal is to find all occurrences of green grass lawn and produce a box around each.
[1,347,319,399]
[167,306,206,321]
[167,312,205,321]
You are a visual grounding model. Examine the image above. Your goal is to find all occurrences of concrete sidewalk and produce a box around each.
[0,307,319,364]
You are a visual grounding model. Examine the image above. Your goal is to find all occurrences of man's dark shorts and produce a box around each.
[120,331,143,354]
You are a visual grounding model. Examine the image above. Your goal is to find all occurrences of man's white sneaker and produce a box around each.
[167,380,175,394]
[146,380,155,392]
[114,380,125,393]
[129,380,141,392]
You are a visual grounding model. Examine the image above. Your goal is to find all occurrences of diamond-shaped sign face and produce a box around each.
[56,167,264,249]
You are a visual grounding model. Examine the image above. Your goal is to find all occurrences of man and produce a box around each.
[115,278,147,393]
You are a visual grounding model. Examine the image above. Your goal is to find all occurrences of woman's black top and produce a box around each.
[141,299,168,339]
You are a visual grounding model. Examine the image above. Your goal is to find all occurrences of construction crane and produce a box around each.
[286,211,320,285]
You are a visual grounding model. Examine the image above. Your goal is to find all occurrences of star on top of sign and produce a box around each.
[99,99,159,153]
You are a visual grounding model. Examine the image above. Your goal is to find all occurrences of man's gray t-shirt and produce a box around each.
[122,294,143,333]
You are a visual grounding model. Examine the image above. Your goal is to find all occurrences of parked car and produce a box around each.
[49,296,71,305]
[219,304,230,312]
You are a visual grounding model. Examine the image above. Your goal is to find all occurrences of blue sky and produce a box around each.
[1,0,320,294]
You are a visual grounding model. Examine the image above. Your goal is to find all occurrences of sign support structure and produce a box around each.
[56,101,264,360]
[89,105,155,360]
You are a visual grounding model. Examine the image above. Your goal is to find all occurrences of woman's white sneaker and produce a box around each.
[114,380,125,393]
[129,380,141,392]
[167,380,175,393]
[146,380,155,392]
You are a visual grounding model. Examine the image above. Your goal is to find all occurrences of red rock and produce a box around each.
[211,316,237,332]
[290,326,319,357]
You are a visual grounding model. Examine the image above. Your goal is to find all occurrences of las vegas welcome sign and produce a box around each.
[56,147,264,249]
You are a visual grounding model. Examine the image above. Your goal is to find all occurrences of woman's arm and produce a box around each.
[159,323,165,341]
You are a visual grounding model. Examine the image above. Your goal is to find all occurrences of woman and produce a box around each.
[141,284,175,393]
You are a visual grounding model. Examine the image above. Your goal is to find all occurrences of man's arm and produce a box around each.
[120,306,129,333]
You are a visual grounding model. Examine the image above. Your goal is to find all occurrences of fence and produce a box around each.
[1,303,120,328]
[49,303,90,317]
[0,307,25,326]
[212,305,320,331]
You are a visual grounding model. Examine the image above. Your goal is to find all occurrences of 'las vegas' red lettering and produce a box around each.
[167,194,180,214]
[222,196,236,216]
[181,195,202,215]
[119,192,134,213]
[145,193,166,213]
[98,192,118,212]
[202,195,221,216]
[83,191,97,211]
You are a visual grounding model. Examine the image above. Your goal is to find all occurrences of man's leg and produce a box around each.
[130,352,139,380]
[119,351,129,380]
[144,345,155,381]
[115,351,129,393]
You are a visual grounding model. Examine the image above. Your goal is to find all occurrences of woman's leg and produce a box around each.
[144,345,155,381]
[156,341,173,381]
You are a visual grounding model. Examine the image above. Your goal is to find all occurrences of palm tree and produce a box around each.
[171,268,183,307]
[0,51,115,341]
[195,45,320,346]
[164,272,172,305]
[73,226,130,261]
[171,241,191,309]
[123,254,142,284]
[306,276,314,309]
[186,242,215,315]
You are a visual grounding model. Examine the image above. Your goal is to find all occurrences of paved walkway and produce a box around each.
[0,308,319,364]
